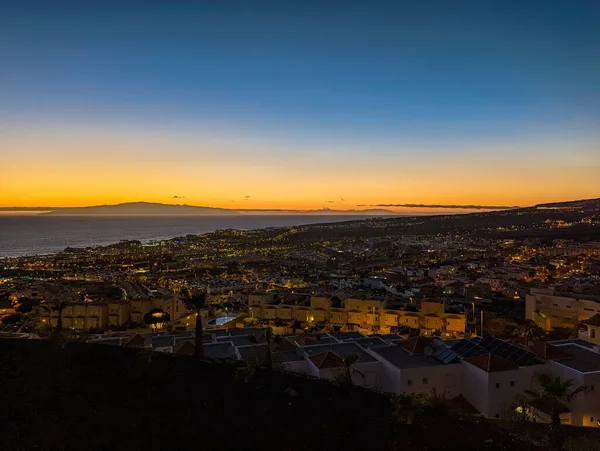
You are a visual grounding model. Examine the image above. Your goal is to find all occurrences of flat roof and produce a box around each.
[553,345,600,373]
[369,346,446,369]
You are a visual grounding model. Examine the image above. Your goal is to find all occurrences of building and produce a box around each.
[583,315,600,345]
[41,302,109,330]
[526,288,600,330]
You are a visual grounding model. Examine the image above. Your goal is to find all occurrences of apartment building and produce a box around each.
[41,302,109,330]
[526,288,600,330]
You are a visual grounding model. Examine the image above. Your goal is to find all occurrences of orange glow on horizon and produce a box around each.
[1,125,599,211]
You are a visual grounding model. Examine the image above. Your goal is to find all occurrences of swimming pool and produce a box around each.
[207,316,238,326]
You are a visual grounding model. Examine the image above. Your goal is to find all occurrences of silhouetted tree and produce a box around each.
[547,326,577,341]
[525,372,586,445]
[1,313,22,324]
[181,289,207,357]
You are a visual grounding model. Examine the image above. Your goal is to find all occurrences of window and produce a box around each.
[590,417,594,423]
[422,378,428,385]
[495,383,500,389]
[592,329,596,339]
[510,381,515,387]
[407,380,413,386]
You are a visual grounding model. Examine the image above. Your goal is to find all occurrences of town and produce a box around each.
[1,198,600,431]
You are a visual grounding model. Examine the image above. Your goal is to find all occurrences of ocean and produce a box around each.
[0,215,374,258]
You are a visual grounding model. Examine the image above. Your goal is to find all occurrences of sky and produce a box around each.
[1,0,599,212]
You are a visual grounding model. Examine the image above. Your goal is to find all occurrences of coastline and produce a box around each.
[0,214,390,259]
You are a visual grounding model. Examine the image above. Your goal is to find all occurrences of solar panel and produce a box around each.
[433,346,458,364]
[450,337,539,367]
[463,344,487,358]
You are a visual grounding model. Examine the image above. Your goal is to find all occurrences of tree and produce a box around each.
[180,289,207,357]
[334,354,362,386]
[522,320,547,341]
[50,300,67,335]
[525,372,586,442]
[1,313,23,324]
[547,326,576,341]
[14,300,33,314]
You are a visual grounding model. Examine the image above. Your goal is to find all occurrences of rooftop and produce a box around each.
[463,353,519,373]
[552,344,600,373]
[301,342,376,364]
[370,346,445,369]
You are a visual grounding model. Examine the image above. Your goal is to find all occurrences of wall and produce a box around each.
[485,365,539,419]
[400,364,462,398]
[460,362,490,417]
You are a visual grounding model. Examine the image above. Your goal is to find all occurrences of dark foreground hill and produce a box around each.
[1,340,599,451]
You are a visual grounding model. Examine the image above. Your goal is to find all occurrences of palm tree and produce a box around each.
[50,300,67,335]
[522,320,547,342]
[547,326,576,341]
[526,373,586,431]
[180,289,207,357]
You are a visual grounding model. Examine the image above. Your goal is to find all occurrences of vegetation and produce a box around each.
[547,326,578,341]
[1,340,599,450]
[522,372,587,447]
[14,299,34,313]
[1,313,23,324]
[334,354,361,386]
[180,288,207,357]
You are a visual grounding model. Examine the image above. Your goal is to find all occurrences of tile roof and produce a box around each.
[464,353,519,373]
[309,351,344,369]
[583,314,600,327]
[123,334,148,348]
[301,342,376,363]
[173,340,195,356]
[528,342,572,361]
[397,336,435,355]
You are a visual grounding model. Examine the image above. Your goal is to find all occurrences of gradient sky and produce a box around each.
[1,0,599,211]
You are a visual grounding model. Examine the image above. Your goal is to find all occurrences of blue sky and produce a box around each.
[1,0,599,208]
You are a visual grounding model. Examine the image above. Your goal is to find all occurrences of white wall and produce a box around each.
[460,362,490,417]
[398,364,462,398]
[548,360,600,427]
[485,365,539,418]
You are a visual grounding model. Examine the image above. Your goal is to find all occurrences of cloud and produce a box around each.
[171,195,186,199]
[368,203,519,210]
[340,198,345,201]
[326,200,335,203]
[244,195,251,200]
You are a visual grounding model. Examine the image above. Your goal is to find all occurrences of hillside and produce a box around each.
[3,339,600,450]
[289,197,600,241]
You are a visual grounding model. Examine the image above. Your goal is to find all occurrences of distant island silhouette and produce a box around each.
[0,202,397,216]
